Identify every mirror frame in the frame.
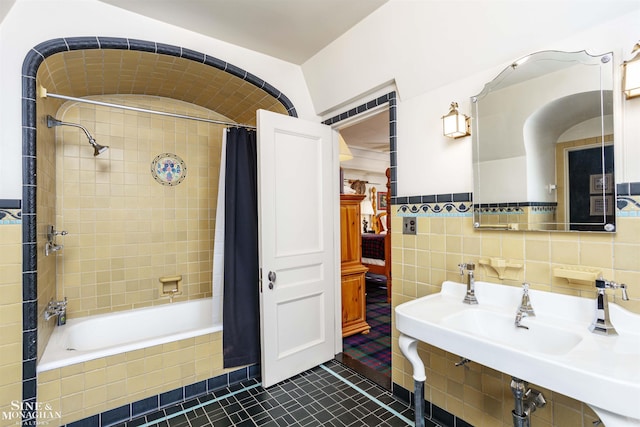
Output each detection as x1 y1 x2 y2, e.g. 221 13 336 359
470 50 615 232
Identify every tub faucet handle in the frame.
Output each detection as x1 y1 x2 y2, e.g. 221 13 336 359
47 225 68 242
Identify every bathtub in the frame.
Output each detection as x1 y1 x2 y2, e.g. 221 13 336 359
37 298 222 372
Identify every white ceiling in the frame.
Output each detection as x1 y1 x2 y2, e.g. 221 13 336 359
97 0 392 157
339 110 390 152
98 0 388 65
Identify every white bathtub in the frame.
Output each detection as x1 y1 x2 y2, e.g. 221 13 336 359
37 298 222 372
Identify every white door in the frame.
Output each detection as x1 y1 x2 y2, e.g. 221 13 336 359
257 109 339 388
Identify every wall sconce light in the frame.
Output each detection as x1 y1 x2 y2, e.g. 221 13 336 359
622 41 640 100
442 102 471 138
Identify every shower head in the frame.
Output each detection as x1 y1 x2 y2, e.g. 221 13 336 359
91 140 109 156
46 115 109 156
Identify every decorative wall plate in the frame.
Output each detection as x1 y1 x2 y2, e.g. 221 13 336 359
151 153 187 186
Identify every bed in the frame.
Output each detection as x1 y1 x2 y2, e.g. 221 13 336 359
361 168 391 302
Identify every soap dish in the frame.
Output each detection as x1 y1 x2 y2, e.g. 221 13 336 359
553 266 601 286
478 257 523 280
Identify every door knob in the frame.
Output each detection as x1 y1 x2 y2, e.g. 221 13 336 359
268 271 276 290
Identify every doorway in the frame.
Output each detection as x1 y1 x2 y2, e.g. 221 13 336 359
567 145 615 231
330 101 394 389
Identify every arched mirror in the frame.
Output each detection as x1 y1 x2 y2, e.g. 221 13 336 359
471 50 615 232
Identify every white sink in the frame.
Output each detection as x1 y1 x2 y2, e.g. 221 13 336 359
441 310 583 356
396 281 640 426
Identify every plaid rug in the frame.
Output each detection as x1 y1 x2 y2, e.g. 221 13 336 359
342 275 391 376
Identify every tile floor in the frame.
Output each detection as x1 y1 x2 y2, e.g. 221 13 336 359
118 360 440 427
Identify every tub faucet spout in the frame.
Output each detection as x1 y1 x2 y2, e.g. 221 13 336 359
168 288 180 303
45 242 63 256
44 298 67 325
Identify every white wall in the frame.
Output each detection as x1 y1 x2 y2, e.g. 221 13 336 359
305 1 640 197
0 0 317 199
3 1 639 201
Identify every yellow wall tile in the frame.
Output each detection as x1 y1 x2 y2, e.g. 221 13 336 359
391 205 640 427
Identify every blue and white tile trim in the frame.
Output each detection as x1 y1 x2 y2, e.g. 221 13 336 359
0 200 21 224
617 182 640 217
390 185 640 218
474 203 556 217
393 193 473 217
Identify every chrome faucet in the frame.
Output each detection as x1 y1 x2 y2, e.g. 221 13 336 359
44 242 63 256
44 297 68 326
458 262 478 304
45 225 67 256
515 283 535 329
167 288 180 303
589 277 629 336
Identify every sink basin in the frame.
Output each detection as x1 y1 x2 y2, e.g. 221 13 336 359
441 309 583 356
396 281 640 426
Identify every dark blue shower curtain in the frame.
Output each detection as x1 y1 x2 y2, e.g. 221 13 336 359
223 127 260 368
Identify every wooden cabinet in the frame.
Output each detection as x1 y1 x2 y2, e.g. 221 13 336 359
340 194 370 337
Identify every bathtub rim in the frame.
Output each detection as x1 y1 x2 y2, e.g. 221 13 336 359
37 300 222 373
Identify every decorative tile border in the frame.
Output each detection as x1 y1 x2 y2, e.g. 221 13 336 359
397 202 472 217
394 193 473 217
474 204 556 216
392 185 640 218
0 199 21 224
617 182 640 217
0 208 21 224
617 195 640 217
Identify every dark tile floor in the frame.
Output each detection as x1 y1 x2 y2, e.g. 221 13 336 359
120 360 440 427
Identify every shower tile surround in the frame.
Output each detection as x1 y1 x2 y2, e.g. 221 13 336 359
16 36 296 427
53 96 225 318
3 35 638 427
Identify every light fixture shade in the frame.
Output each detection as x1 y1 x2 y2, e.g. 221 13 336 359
623 42 640 100
360 199 375 216
442 102 470 138
338 133 353 162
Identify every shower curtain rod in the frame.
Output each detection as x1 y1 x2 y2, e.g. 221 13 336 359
41 89 257 129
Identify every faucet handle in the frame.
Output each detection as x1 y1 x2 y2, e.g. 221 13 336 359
620 284 629 301
458 263 466 276
522 282 530 292
47 225 68 242
595 277 629 301
596 277 628 293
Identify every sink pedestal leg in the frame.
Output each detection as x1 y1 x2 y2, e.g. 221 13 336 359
399 334 426 427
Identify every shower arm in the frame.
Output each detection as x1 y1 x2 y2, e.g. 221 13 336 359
46 115 108 156
47 116 96 145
